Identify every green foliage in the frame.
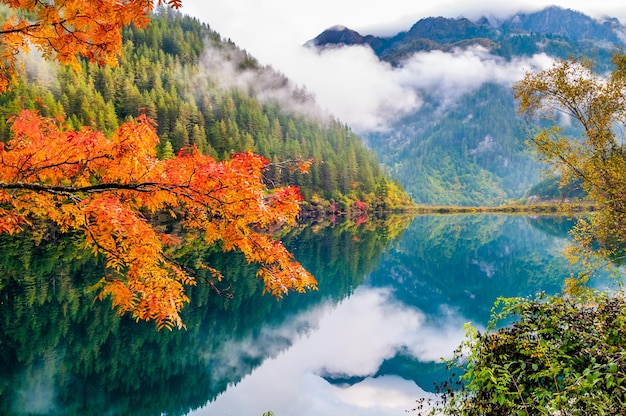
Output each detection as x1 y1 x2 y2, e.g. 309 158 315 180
414 290 626 415
367 83 538 206
525 176 586 201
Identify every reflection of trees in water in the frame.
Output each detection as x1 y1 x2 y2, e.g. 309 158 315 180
368 214 572 324
525 215 578 239
0 216 404 416
349 214 578 393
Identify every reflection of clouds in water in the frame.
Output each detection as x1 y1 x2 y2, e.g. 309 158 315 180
12 352 58 415
333 375 436 409
191 286 469 416
471 259 497 278
204 304 326 381
404 304 474 363
309 286 423 376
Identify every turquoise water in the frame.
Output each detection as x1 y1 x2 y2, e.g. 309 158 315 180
0 214 592 415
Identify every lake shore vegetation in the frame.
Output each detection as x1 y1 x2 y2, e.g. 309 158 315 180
413 290 626 415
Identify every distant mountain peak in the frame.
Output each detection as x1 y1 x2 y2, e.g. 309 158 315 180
307 6 626 64
306 25 365 47
501 6 622 43
403 15 494 44
327 24 349 31
305 25 386 52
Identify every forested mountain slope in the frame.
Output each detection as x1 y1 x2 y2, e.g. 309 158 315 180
0 8 410 212
309 6 626 205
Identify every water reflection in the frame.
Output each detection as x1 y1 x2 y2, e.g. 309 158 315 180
0 214 585 415
0 216 403 416
193 215 578 416
193 287 448 416
368 214 569 323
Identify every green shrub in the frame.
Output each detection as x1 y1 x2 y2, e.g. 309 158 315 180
415 290 626 415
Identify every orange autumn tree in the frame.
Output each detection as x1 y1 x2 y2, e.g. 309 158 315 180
0 0 317 330
0 0 182 93
0 111 317 330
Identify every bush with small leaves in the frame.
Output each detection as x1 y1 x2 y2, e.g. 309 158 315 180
413 290 626 415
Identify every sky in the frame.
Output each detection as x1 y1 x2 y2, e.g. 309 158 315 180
181 1 626 132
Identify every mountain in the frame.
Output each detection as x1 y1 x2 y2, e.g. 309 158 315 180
0 8 411 213
310 6 623 65
501 6 623 42
307 18 496 65
308 6 626 205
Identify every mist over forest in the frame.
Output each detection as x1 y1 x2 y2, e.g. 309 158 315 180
306 6 626 205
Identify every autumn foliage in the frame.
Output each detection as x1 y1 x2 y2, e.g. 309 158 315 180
0 111 316 329
0 0 181 93
0 0 319 330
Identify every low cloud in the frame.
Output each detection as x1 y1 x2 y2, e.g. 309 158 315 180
197 43 329 123
185 0 624 135
193 8 557 135
277 43 554 133
195 38 423 133
285 45 423 132
397 46 554 108
22 48 59 87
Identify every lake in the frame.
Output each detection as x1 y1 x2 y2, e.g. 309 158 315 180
0 214 602 415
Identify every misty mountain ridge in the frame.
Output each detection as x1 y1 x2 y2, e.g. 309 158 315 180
307 6 626 206
308 6 625 64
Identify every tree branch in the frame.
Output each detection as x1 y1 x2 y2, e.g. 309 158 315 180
0 180 166 194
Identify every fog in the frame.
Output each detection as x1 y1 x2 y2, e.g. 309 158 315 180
197 45 330 123
12 354 58 415
196 36 556 134
244 42 554 133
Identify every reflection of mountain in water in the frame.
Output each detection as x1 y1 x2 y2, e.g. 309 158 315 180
322 214 575 392
0 217 401 416
322 353 449 393
369 214 570 323
0 215 582 413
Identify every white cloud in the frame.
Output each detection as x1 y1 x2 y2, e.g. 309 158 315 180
397 47 554 107
22 48 59 87
197 28 556 133
286 45 422 132
271 44 554 132
332 375 437 412
197 44 328 122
